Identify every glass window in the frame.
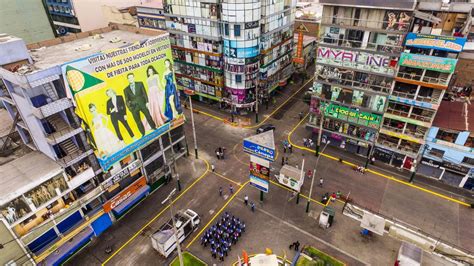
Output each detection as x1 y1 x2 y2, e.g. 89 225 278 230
224 23 229 36
462 157 474 166
428 148 444 158
435 129 458 143
234 25 241 37
236 74 242 83
465 136 474 148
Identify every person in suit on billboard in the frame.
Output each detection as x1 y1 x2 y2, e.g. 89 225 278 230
124 72 156 136
106 88 134 141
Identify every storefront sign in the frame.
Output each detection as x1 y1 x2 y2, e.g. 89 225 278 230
225 57 245 65
442 161 469 174
388 95 439 110
244 21 259 29
399 53 457 74
103 176 147 213
405 33 466 53
421 157 441 168
102 160 142 190
322 103 382 128
317 47 395 75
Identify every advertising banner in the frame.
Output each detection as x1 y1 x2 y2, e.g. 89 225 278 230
62 34 184 170
322 102 382 128
399 53 457 74
317 47 395 75
103 176 147 213
405 33 466 53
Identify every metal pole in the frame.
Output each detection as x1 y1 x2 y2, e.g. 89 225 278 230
315 112 324 156
306 141 330 213
188 96 198 159
163 189 183 266
255 89 259 123
409 144 427 183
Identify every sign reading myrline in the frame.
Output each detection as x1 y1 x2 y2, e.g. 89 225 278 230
62 34 184 170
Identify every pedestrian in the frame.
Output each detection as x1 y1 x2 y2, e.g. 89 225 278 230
281 155 285 166
211 247 217 258
306 169 312 179
303 138 308 147
288 143 292 153
250 202 255 212
289 242 294 250
295 241 300 251
283 145 287 153
319 177 323 187
211 164 215 172
371 156 375 165
221 147 226 159
244 195 249 205
219 250 224 261
229 184 234 194
336 190 341 199
215 149 220 160
299 111 304 120
219 186 223 197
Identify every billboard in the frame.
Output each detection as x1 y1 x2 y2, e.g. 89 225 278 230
322 102 382 128
62 34 184 170
405 33 466 53
249 160 270 193
317 47 395 75
399 53 457 74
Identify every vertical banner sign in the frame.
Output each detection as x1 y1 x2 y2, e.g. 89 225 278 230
249 156 270 193
293 24 308 65
243 130 275 193
61 34 185 170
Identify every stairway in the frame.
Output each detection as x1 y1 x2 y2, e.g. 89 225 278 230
43 82 58 101
59 138 79 156
46 114 69 133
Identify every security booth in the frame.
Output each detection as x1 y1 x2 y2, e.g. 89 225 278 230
276 164 304 192
319 206 335 229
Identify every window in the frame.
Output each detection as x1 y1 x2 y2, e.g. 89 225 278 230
436 129 458 143
235 74 242 83
428 148 445 158
462 157 474 166
465 136 474 148
234 25 241 37
224 24 229 36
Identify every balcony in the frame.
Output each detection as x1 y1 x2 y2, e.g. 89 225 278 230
31 97 73 119
385 107 433 124
321 16 410 32
66 166 95 189
319 37 403 54
45 124 83 145
396 72 449 87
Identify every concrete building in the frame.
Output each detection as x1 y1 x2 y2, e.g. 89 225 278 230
0 0 55 44
0 25 187 265
418 101 474 190
163 0 296 115
44 0 141 35
136 1 166 31
308 0 415 160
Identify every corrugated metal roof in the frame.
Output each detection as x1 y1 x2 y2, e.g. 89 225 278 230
432 100 474 132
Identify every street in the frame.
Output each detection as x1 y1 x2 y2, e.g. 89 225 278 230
66 75 473 266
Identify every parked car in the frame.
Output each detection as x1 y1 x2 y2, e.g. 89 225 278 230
256 124 275 134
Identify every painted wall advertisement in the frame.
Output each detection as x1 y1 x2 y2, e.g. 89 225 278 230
399 53 457 73
322 102 382 128
224 40 259 58
317 47 396 75
103 176 147 213
62 34 184 170
405 33 466 53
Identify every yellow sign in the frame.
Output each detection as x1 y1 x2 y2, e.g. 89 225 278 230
62 34 184 170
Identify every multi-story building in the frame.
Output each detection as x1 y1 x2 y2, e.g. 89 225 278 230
44 0 142 35
163 0 296 114
0 25 187 265
136 1 166 31
308 0 415 159
418 100 474 191
374 1 470 170
0 0 55 44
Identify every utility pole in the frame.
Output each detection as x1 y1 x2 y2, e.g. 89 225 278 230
315 111 324 156
306 141 330 213
409 144 428 183
162 189 183 266
187 93 198 158
255 88 259 123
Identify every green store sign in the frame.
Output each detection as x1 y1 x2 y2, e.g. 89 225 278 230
322 103 382 128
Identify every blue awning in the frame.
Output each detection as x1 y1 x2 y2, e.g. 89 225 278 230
112 185 150 216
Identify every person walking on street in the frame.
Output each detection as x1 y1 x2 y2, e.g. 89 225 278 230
288 143 292 153
299 111 304 120
281 155 285 166
283 145 287 154
319 177 324 187
219 186 223 197
294 241 300 251
371 156 375 165
229 184 234 194
215 148 220 160
244 195 249 205
211 164 215 172
250 202 255 212
306 169 312 179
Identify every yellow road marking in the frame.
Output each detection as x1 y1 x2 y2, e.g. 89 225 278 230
102 159 211 265
213 171 243 186
287 113 471 207
185 181 250 249
192 77 314 129
269 180 325 207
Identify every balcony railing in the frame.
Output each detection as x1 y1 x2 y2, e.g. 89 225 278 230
316 73 392 94
45 123 83 145
396 72 449 86
58 149 94 168
320 37 403 54
391 90 416 99
31 98 73 119
386 108 433 123
321 16 411 32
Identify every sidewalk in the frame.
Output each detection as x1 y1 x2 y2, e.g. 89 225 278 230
290 120 474 204
187 65 315 128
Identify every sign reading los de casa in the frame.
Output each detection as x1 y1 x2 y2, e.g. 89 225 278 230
405 33 466 53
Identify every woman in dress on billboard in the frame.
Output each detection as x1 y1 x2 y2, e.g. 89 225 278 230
163 59 182 121
88 103 123 159
146 65 168 126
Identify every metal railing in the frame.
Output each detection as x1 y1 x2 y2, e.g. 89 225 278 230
320 37 403 54
397 72 449 86
321 16 411 32
391 90 416 99
316 74 392 94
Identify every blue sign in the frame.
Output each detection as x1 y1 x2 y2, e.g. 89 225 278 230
405 33 466 52
249 174 269 193
243 140 275 161
388 95 438 109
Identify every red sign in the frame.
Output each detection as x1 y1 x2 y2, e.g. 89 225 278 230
293 32 305 65
183 89 195 95
103 176 147 213
250 162 270 180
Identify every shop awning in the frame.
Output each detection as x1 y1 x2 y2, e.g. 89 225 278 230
112 185 150 216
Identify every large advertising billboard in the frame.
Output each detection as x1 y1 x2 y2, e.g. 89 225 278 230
322 102 382 129
399 53 457 74
405 33 466 53
62 34 184 170
317 47 396 75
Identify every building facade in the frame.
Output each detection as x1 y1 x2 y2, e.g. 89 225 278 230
308 1 415 160
136 2 167 31
0 25 187 265
0 0 55 44
163 0 296 113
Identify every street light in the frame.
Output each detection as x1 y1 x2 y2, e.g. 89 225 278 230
306 141 331 213
184 90 198 159
162 188 183 266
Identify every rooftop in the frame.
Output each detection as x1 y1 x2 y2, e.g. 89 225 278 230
432 100 474 132
0 151 63 205
3 25 165 74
